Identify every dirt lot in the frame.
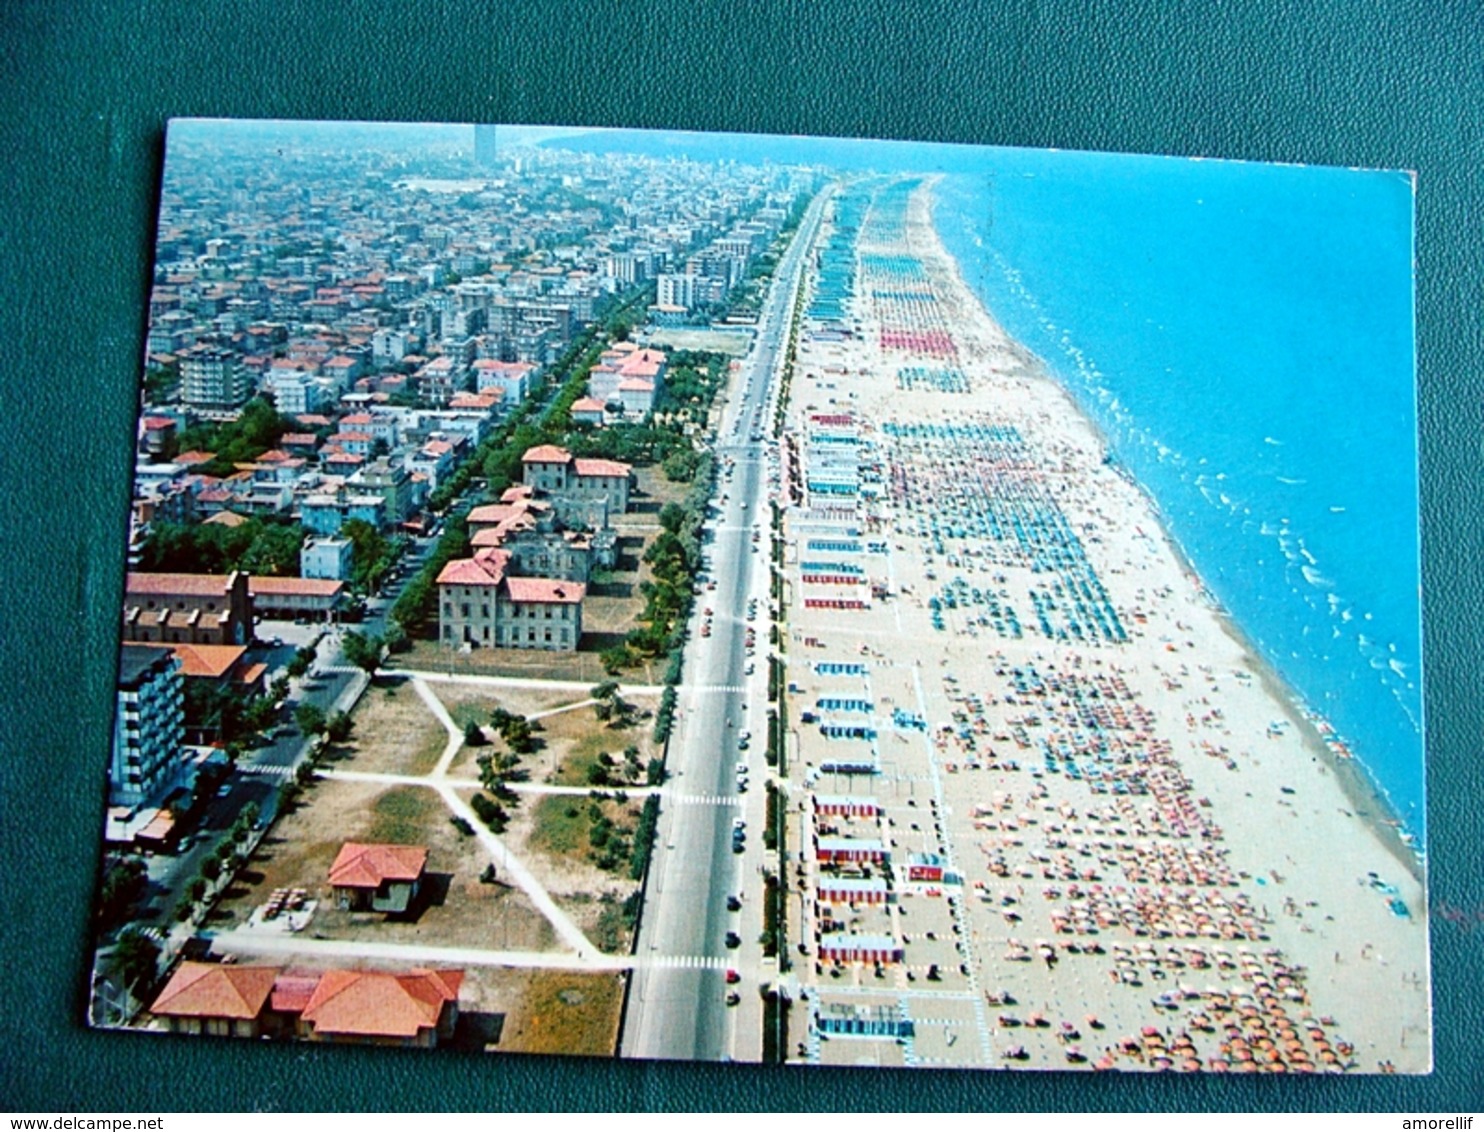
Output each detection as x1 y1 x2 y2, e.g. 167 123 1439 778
453 780 644 954
491 969 626 1057
435 684 658 786
642 327 752 356
399 635 665 685
324 676 448 777
212 779 557 952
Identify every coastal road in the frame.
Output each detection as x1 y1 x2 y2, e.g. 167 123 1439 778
622 186 831 1062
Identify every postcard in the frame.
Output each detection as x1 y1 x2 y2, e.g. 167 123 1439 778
90 119 1428 1072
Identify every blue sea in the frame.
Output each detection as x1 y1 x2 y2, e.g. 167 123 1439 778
930 154 1424 851
546 130 1425 852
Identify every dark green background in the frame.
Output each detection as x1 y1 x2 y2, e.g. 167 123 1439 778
4 0 1481 1112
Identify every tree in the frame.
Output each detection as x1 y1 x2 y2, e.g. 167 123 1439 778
324 710 353 743
342 519 392 594
464 719 486 747
111 927 161 995
384 621 411 654
286 645 316 678
294 703 327 736
341 630 385 676
503 718 537 755
96 857 148 931
600 645 633 675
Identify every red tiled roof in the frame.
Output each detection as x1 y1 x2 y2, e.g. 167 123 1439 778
467 503 521 526
505 577 585 605
573 458 631 478
167 642 247 679
269 973 320 1015
150 962 277 1021
248 577 344 597
521 444 571 465
300 969 463 1039
436 547 511 587
571 397 605 413
173 450 216 467
127 572 237 597
327 843 428 889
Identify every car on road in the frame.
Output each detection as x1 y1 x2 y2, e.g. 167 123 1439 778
735 760 748 777
732 817 746 831
725 991 741 1006
726 895 742 912
737 736 750 751
725 931 741 949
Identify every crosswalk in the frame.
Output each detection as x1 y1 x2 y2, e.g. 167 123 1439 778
683 683 747 695
664 792 742 807
242 763 295 781
644 954 730 971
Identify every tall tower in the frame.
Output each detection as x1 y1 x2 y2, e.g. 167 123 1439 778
474 124 498 168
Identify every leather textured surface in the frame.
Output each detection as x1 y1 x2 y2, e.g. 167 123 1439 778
3 0 1481 1111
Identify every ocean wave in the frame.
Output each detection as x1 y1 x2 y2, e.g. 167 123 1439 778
1301 564 1335 588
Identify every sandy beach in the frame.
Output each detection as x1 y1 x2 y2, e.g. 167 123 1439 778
776 175 1429 1073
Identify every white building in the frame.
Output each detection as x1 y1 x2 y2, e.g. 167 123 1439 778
301 536 354 581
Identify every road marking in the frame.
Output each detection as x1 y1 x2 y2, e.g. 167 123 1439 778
644 955 729 971
683 684 747 694
241 764 294 781
664 793 743 806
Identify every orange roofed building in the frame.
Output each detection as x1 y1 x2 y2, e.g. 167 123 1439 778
436 547 585 652
520 443 631 526
123 571 252 647
299 969 463 1048
149 962 463 1047
148 962 279 1038
328 842 428 914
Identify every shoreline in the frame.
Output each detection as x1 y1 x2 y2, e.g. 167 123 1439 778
778 172 1431 1072
922 176 1424 884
